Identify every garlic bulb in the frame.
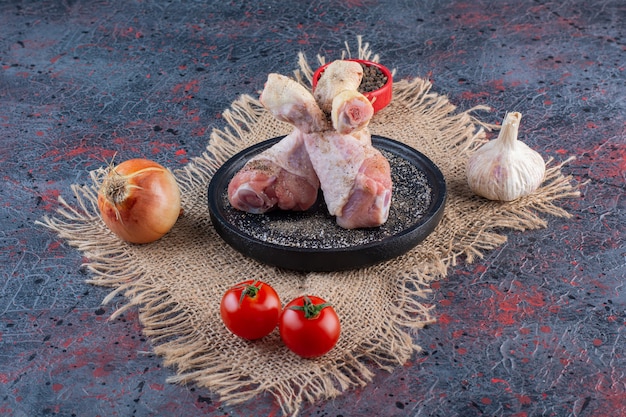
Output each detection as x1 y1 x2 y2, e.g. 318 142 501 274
466 112 545 201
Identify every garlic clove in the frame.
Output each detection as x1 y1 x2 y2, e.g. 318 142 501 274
466 112 546 201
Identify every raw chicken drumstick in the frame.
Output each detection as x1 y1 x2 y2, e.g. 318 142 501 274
303 130 392 229
259 73 328 133
331 89 374 135
228 74 328 213
313 60 364 114
227 129 320 213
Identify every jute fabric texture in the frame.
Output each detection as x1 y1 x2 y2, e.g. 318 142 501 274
39 41 580 416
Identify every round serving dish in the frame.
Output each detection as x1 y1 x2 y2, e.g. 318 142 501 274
207 135 446 272
312 59 393 114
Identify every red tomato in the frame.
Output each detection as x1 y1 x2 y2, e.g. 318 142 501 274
279 295 341 358
220 280 281 340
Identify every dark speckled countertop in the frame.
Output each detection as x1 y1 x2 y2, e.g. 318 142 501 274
1 1 624 416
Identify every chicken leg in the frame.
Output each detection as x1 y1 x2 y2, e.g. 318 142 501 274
228 129 319 213
303 130 392 228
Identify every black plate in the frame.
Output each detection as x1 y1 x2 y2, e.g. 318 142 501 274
207 135 446 272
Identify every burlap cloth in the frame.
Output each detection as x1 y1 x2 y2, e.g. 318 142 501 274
39 40 580 416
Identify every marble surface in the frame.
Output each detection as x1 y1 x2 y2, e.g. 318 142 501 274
1 1 624 416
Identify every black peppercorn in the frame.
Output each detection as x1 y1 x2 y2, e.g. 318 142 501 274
358 63 388 93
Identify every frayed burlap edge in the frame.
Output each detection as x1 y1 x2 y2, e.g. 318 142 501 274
36 38 582 416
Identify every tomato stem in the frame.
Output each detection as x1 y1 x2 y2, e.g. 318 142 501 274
289 296 332 319
238 280 262 305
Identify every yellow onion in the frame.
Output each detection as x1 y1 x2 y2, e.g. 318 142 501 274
97 158 181 243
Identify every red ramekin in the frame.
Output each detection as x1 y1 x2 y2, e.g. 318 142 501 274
312 59 393 114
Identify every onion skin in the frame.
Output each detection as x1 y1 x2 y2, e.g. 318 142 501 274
97 158 181 244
